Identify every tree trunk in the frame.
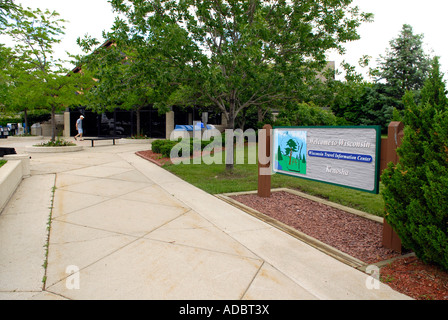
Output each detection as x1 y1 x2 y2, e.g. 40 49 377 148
225 108 235 171
23 108 29 134
51 105 56 141
238 108 246 131
257 106 263 123
136 107 141 136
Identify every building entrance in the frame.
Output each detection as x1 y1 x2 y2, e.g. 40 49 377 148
70 106 166 138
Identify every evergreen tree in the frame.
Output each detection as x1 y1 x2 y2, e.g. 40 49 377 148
276 146 283 161
376 24 431 102
381 57 448 270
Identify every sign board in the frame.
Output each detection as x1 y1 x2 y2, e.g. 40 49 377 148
273 126 381 194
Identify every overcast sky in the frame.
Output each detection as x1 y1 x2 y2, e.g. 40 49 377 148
330 0 448 79
7 0 448 80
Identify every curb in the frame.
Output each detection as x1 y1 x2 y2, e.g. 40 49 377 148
7 136 44 141
25 145 83 153
135 151 168 167
0 160 23 213
119 138 154 144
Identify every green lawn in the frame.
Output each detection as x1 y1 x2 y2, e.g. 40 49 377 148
163 146 386 217
0 160 6 168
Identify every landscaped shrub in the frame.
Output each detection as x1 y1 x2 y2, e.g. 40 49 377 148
159 140 179 158
34 137 76 147
151 139 179 157
381 57 448 270
150 139 166 154
151 137 224 158
151 130 258 158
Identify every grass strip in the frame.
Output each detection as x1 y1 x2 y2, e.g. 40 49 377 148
163 146 385 217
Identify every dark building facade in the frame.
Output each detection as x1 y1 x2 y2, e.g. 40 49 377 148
65 105 225 139
70 106 166 138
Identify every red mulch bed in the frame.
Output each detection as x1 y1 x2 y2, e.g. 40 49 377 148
229 191 448 300
136 150 173 166
137 153 448 300
136 147 225 166
380 256 448 300
231 191 399 264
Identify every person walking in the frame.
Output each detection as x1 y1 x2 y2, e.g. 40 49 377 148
74 115 84 141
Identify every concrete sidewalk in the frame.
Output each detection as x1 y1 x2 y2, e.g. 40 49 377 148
0 137 411 300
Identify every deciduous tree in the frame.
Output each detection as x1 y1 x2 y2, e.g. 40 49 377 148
109 0 372 170
3 5 94 140
0 0 18 28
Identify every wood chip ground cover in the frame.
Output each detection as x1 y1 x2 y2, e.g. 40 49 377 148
230 191 448 300
230 191 398 264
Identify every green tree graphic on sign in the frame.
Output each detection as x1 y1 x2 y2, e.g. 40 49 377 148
285 139 299 165
275 131 307 175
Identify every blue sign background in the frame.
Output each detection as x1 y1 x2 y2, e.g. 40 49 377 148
308 150 373 163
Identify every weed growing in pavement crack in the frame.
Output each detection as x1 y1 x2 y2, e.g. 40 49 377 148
42 184 57 289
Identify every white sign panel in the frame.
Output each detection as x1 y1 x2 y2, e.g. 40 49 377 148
273 126 381 194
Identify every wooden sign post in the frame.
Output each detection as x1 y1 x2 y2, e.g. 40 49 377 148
258 124 272 198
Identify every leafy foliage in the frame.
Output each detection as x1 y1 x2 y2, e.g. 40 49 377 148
330 82 397 133
151 137 221 158
2 5 94 140
108 0 371 169
76 19 194 136
381 57 448 270
274 101 340 127
0 0 18 29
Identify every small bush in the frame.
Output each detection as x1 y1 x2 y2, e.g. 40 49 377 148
160 140 179 157
129 134 150 139
151 137 222 158
151 139 183 157
34 138 76 147
150 139 165 154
